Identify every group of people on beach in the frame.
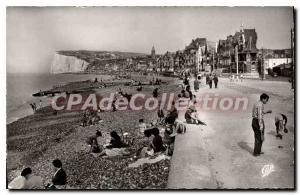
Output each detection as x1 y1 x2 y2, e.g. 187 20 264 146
81 109 103 127
8 159 67 189
84 100 184 160
77 76 184 161
83 72 211 160
86 130 131 157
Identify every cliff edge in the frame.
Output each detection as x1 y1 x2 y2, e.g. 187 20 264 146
51 53 89 74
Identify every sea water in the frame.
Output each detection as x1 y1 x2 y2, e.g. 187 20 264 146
7 73 109 124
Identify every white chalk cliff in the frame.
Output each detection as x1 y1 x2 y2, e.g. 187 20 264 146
51 53 89 74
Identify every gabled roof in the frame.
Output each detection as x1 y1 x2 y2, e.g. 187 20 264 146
234 29 258 52
243 29 257 52
185 38 207 50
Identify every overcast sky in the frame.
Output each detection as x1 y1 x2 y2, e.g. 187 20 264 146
7 6 293 73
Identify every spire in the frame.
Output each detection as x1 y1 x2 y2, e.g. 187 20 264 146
240 23 244 32
151 45 155 59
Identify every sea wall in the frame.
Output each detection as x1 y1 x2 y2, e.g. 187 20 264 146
51 53 89 74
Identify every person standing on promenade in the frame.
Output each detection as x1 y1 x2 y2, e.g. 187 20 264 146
208 74 213 89
186 85 193 100
213 74 218 88
183 76 189 88
240 74 244 82
251 93 272 156
194 77 200 92
206 74 209 85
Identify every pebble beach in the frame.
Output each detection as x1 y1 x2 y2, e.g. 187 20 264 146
7 75 181 189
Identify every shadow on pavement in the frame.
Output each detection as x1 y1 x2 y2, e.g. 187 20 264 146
238 141 253 155
286 124 294 133
267 130 277 136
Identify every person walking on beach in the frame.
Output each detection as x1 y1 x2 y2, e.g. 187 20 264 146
213 74 218 88
38 100 43 110
251 93 272 156
30 103 37 113
153 87 159 98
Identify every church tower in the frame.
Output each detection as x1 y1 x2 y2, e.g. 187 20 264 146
240 23 244 32
151 46 156 59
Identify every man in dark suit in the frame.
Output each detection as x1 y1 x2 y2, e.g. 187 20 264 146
52 159 67 186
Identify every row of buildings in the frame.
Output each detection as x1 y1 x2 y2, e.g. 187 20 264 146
132 38 217 75
87 26 293 78
130 26 262 77
151 26 292 78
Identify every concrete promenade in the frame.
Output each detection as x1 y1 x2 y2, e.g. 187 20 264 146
167 77 294 189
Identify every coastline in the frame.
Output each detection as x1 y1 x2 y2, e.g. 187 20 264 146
7 74 181 189
7 72 117 125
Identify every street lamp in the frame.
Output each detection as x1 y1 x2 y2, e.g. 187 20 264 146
235 45 238 75
261 47 265 80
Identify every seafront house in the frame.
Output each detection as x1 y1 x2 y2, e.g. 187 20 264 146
217 26 259 78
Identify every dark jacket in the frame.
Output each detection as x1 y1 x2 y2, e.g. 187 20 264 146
106 138 123 149
165 107 178 124
185 109 193 120
213 76 218 82
152 135 166 153
52 168 67 186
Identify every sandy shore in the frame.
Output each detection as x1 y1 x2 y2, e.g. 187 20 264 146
7 75 181 189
